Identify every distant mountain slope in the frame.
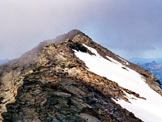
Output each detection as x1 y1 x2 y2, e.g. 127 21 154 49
138 61 162 86
0 59 9 65
129 58 162 86
0 30 162 122
129 57 162 64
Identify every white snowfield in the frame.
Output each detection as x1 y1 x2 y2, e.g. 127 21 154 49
74 44 162 122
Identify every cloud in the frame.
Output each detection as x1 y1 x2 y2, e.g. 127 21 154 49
0 0 162 59
0 0 97 58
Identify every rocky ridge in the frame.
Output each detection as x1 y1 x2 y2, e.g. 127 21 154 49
0 30 161 122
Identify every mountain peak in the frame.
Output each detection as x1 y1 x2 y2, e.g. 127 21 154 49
67 29 85 37
0 30 162 122
52 29 86 44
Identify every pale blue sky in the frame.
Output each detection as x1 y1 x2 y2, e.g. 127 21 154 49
0 0 162 59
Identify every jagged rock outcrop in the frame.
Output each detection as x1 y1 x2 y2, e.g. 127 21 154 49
0 30 161 122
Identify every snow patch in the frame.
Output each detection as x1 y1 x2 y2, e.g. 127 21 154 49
82 44 99 56
74 44 162 122
106 56 121 65
118 57 129 65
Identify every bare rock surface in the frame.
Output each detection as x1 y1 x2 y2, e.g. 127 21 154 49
0 29 161 122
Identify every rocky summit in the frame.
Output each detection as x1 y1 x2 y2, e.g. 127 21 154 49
0 30 162 122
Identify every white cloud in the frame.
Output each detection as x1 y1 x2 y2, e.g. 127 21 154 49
0 0 162 59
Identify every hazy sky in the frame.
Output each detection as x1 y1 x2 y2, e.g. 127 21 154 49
0 0 162 59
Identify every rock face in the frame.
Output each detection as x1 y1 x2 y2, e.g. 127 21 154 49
0 30 161 122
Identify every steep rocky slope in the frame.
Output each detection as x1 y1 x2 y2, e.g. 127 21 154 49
137 61 162 86
0 30 161 122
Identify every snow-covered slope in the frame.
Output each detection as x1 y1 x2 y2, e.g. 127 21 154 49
75 44 162 122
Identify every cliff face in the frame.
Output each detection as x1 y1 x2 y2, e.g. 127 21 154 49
0 30 161 122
